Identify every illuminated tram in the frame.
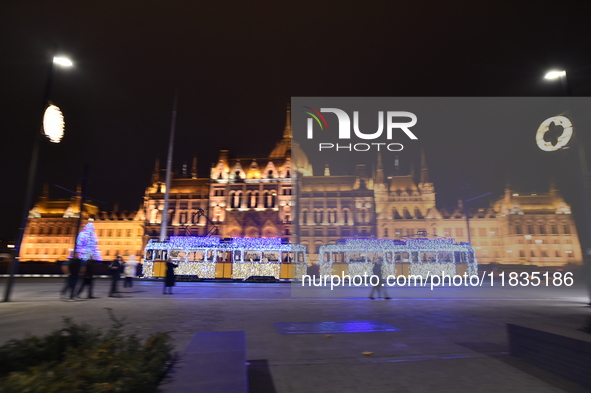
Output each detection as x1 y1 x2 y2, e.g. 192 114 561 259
143 236 308 280
318 237 477 278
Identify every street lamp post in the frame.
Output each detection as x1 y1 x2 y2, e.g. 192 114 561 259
544 70 591 304
3 54 72 302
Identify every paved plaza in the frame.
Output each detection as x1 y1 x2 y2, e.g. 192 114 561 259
1 277 590 392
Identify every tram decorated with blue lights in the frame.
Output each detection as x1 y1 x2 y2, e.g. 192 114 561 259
318 237 477 278
143 236 308 280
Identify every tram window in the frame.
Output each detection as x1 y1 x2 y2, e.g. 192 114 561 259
438 252 452 262
263 252 278 262
245 252 261 261
369 253 383 262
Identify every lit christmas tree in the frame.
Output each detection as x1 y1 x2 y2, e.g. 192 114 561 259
75 221 102 261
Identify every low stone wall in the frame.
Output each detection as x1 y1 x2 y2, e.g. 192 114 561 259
507 324 591 389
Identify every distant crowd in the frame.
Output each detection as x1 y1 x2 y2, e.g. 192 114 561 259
60 253 178 300
60 254 139 300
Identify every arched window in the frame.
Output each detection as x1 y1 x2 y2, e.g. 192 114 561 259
302 210 308 225
360 209 368 223
328 210 337 223
343 210 349 225
264 191 276 208
270 192 276 208
231 191 242 208
250 191 258 208
314 210 324 224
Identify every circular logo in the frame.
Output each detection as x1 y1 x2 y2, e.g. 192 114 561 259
535 116 572 151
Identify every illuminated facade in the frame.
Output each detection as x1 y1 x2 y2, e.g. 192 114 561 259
143 157 211 240
143 108 297 247
297 148 582 266
21 186 144 262
22 107 583 267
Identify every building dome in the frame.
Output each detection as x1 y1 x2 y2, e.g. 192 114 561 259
292 140 313 176
269 137 290 159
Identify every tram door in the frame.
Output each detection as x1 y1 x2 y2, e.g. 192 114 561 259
214 250 233 278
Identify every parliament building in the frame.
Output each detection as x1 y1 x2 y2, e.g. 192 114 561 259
20 107 583 267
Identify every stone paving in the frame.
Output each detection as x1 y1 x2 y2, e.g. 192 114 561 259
1 278 590 392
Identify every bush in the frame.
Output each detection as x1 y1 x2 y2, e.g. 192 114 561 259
0 309 175 393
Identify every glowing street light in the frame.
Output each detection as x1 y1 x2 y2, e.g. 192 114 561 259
42 104 65 143
53 56 73 67
544 70 566 79
3 51 73 302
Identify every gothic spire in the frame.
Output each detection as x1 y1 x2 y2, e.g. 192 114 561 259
152 158 160 183
283 103 292 139
191 156 198 179
420 147 429 184
376 152 384 184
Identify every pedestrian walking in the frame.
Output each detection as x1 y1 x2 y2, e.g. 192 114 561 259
163 259 178 294
369 262 390 300
76 258 97 299
60 252 83 301
108 255 123 297
123 255 138 289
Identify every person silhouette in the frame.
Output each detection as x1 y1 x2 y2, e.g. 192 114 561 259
163 259 178 294
369 263 390 300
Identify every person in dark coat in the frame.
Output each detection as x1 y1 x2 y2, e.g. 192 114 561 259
369 262 390 300
108 255 123 297
163 259 178 294
76 259 97 299
61 252 83 301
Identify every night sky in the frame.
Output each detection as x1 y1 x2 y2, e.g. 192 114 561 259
1 1 591 244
